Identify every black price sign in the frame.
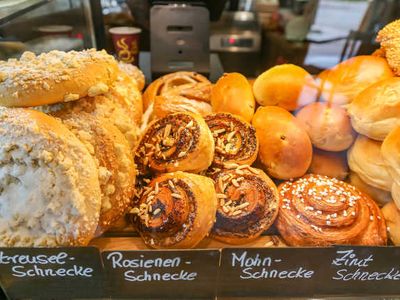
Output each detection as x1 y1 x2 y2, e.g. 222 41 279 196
0 247 105 300
219 247 334 297
319 246 400 296
102 249 220 299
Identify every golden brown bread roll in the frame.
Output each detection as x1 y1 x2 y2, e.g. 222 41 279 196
308 149 348 180
381 201 400 245
318 55 393 105
152 82 213 119
348 135 393 191
53 111 136 235
131 171 217 249
276 174 387 246
252 106 313 180
253 64 318 111
381 126 400 210
347 77 400 141
349 172 392 207
143 71 210 110
205 113 259 167
0 49 118 107
211 73 255 122
135 112 214 176
0 108 101 246
296 102 356 151
209 165 280 244
376 19 400 76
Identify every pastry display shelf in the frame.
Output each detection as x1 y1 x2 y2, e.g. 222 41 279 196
0 0 52 26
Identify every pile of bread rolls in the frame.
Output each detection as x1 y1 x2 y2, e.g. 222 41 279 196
0 49 144 247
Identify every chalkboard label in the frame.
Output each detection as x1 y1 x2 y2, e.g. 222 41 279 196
0 247 105 300
102 249 220 299
219 247 334 297
318 246 400 296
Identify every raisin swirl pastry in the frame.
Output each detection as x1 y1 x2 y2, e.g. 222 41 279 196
132 171 217 249
208 164 280 244
135 112 214 176
276 174 387 246
205 113 259 167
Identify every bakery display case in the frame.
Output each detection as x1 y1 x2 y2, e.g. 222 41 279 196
1 1 400 299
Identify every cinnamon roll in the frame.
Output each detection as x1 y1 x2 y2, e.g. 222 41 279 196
205 113 259 167
276 174 387 246
132 171 217 249
135 112 214 176
143 71 210 110
208 164 280 244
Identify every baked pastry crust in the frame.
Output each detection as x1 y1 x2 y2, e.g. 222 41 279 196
135 112 214 176
308 149 348 180
118 62 145 91
0 108 101 246
382 201 400 245
0 49 118 107
209 165 279 244
276 174 387 246
53 111 136 235
205 113 259 167
377 19 400 76
132 171 217 249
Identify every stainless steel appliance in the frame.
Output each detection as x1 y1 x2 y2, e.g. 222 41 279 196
150 2 210 78
210 11 262 76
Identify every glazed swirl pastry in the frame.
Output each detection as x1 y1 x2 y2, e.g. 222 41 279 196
205 113 259 166
132 171 217 249
135 112 214 176
209 164 280 244
276 174 387 246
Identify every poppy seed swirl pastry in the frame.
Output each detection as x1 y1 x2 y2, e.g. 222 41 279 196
0 108 101 247
131 171 217 249
208 164 280 244
276 174 387 246
205 113 259 167
134 112 214 177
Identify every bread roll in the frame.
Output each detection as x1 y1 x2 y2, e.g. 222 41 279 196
308 149 348 180
53 111 136 235
0 108 101 246
347 77 400 141
318 55 393 105
253 64 318 111
382 201 400 245
252 106 312 180
382 126 400 210
296 102 356 151
0 49 118 107
348 135 393 191
211 73 255 122
349 172 392 207
376 19 400 76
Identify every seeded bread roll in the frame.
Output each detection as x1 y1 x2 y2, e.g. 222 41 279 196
0 108 101 247
0 49 118 107
53 111 136 235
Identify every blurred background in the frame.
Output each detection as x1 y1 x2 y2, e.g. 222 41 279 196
0 0 399 79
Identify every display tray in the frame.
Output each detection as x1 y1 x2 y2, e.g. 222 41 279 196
1 240 400 299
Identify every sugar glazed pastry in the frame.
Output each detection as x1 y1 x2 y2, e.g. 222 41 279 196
53 111 136 235
131 171 217 249
376 19 400 76
205 113 259 167
276 174 387 246
208 164 280 244
135 112 214 176
0 108 102 246
0 49 118 107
